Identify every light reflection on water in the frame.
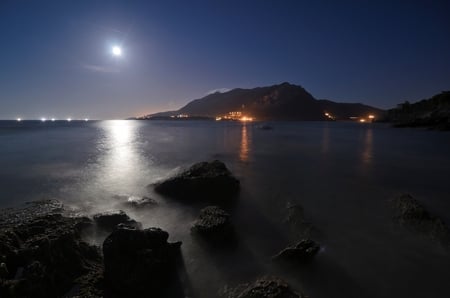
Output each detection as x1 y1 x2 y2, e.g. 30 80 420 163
239 124 251 162
361 127 373 165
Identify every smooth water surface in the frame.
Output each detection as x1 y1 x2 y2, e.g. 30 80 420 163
1 120 449 297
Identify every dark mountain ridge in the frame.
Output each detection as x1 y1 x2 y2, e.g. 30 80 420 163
144 82 384 121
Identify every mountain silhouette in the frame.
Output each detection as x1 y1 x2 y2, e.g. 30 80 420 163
145 82 383 121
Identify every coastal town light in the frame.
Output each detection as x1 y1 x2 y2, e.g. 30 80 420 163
41 118 47 122
368 115 375 119
17 118 21 122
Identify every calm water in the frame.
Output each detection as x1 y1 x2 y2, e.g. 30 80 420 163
1 120 449 297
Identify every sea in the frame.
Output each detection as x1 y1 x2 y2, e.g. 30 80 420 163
0 119 449 298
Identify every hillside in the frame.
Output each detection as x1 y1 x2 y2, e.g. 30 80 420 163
384 91 450 130
143 82 384 121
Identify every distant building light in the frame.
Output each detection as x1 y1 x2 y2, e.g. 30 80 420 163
41 118 46 122
368 115 375 119
359 119 366 123
17 118 21 122
85 118 89 122
215 117 222 121
67 118 72 122
51 118 55 122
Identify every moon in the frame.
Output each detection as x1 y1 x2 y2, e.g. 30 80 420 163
112 46 122 56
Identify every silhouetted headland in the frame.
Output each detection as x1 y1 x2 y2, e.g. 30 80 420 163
137 82 383 122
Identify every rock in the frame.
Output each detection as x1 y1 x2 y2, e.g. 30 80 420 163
123 196 157 208
191 206 233 240
0 210 102 298
273 239 320 264
93 210 141 231
391 194 450 246
284 204 316 239
222 277 303 298
103 225 182 297
153 160 240 202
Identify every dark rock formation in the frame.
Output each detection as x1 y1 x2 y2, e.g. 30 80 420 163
384 91 450 130
222 277 303 298
191 206 233 240
0 208 102 298
391 194 450 246
103 225 182 297
153 160 240 202
273 239 320 264
93 210 141 232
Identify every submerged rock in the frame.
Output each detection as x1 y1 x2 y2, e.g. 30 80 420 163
273 239 320 264
284 203 318 240
103 225 182 297
391 194 450 246
0 210 102 298
93 210 141 231
222 277 303 298
124 196 157 208
153 160 240 202
191 206 233 240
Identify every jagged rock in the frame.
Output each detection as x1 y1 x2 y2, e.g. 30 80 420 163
103 225 182 297
222 277 303 298
391 194 450 246
123 196 157 208
191 206 233 240
93 210 141 231
153 160 240 202
273 239 320 264
0 208 102 298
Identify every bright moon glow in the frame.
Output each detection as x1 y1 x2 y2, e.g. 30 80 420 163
112 46 122 56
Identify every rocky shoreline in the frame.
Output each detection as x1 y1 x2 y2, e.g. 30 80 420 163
2 160 447 297
0 161 316 297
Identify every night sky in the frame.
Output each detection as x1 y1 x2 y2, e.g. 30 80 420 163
1 0 449 119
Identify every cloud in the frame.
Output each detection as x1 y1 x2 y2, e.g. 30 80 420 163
206 88 231 95
81 64 120 74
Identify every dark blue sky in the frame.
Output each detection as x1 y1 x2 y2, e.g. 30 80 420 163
1 0 449 119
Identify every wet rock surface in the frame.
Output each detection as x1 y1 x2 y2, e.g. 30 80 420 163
124 196 157 208
191 206 234 240
103 225 182 297
273 239 320 264
153 160 240 202
0 203 102 298
0 200 185 298
93 210 141 232
391 194 450 246
222 277 303 298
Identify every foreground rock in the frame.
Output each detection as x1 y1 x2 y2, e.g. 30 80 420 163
103 225 182 297
0 204 102 298
391 194 450 246
93 210 141 232
222 277 303 298
191 206 234 241
153 160 240 202
273 239 320 264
